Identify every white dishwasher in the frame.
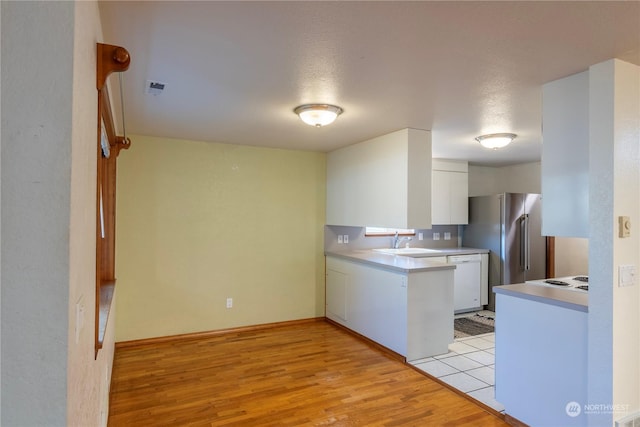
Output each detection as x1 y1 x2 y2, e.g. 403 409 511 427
447 254 482 313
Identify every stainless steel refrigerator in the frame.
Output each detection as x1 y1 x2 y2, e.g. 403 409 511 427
462 193 546 310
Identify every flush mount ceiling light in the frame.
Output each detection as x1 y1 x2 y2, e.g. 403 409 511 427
294 104 343 127
475 133 517 149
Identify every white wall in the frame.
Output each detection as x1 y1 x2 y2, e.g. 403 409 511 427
1 1 113 425
1 2 74 424
588 59 640 425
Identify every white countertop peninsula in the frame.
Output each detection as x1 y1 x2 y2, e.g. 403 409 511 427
324 250 455 273
494 283 588 426
325 247 487 273
325 252 455 361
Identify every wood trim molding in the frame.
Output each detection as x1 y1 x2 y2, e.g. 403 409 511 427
95 42 131 358
97 43 131 155
97 43 130 90
505 413 530 427
99 87 131 156
325 318 506 421
546 236 555 278
324 318 407 363
115 317 326 349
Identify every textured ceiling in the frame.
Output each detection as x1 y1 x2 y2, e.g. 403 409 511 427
99 1 640 166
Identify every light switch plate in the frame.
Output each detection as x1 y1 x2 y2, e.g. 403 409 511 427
444 232 451 240
619 265 636 287
337 235 343 244
343 234 349 244
433 232 440 241
619 216 631 238
418 232 424 241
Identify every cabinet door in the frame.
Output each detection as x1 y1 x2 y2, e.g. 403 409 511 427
449 171 469 225
326 268 348 321
431 170 450 224
541 71 589 237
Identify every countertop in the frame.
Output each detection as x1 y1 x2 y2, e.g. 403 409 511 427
494 283 588 312
412 247 490 256
325 247 488 273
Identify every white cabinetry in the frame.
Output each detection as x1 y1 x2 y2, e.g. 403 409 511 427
326 128 432 229
541 71 589 237
432 159 468 225
325 256 453 360
326 268 347 321
495 290 587 426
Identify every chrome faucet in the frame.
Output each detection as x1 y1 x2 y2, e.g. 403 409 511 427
391 232 412 249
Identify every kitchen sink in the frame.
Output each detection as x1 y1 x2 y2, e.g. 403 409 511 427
373 247 442 256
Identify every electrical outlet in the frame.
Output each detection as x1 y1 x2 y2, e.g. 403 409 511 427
444 232 451 240
418 232 424 241
226 297 233 308
338 235 343 244
433 232 440 241
343 234 349 244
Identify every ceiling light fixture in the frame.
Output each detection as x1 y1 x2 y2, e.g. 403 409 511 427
294 104 343 127
475 133 517 149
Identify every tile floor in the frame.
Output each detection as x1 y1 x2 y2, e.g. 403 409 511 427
410 311 504 413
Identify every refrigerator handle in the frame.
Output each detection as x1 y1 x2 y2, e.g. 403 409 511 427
524 214 530 271
518 214 529 271
519 215 526 271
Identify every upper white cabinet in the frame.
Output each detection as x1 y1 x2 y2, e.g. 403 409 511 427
432 159 468 225
326 128 431 229
541 71 589 238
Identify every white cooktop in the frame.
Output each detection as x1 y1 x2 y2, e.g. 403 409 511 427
525 276 589 292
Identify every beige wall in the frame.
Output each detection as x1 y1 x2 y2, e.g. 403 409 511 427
115 135 326 341
554 238 589 276
68 2 116 426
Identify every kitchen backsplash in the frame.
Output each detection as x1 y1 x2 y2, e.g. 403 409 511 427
325 225 461 252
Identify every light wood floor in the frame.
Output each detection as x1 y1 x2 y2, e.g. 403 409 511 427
109 320 508 426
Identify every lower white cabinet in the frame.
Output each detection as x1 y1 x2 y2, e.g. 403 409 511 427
326 269 347 321
325 256 454 360
495 290 587 426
